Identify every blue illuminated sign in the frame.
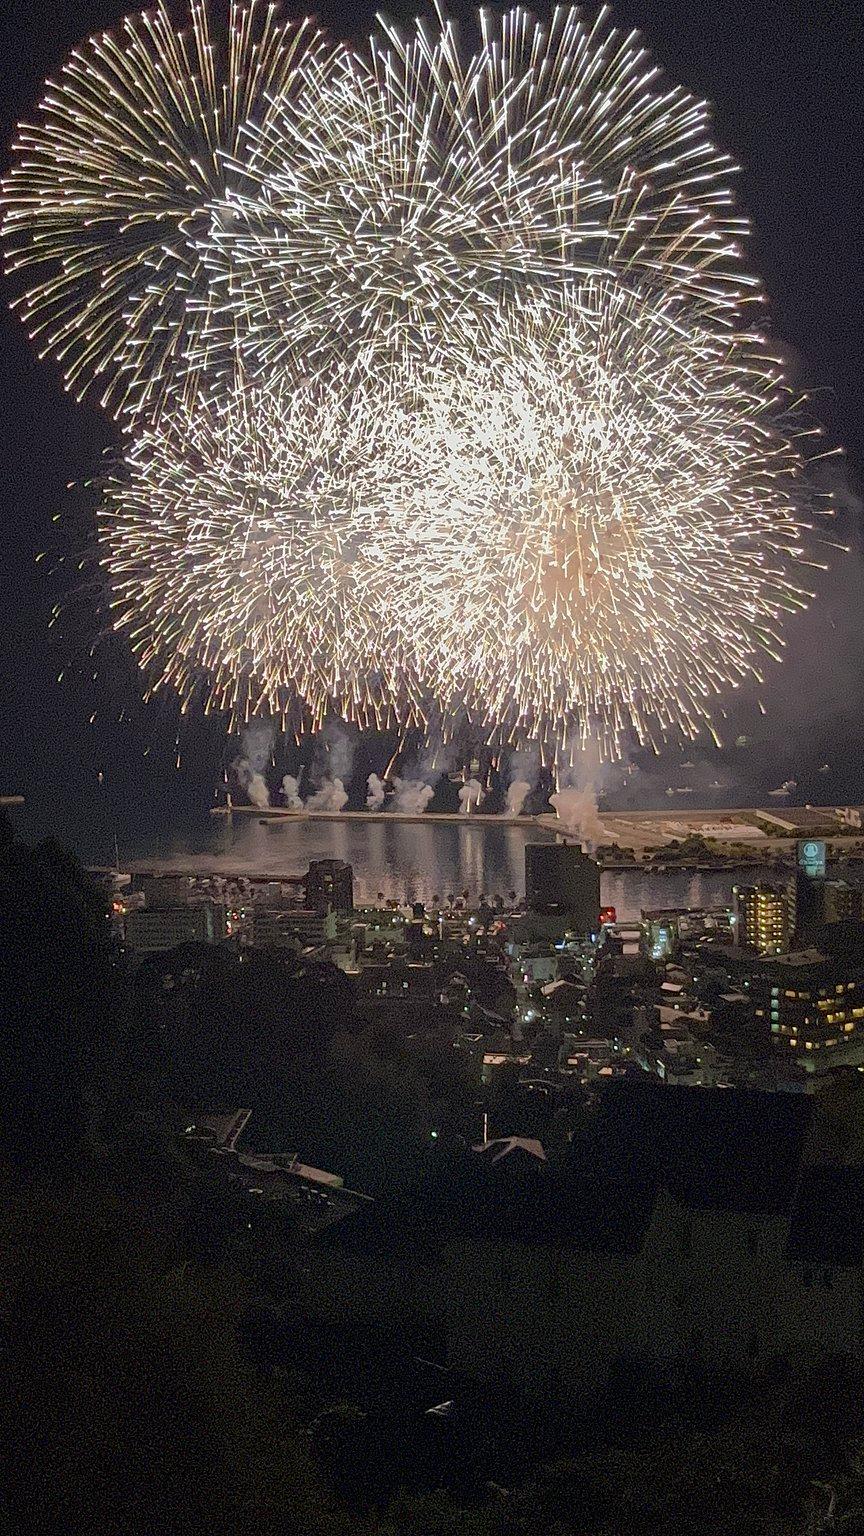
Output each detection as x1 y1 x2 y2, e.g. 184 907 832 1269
797 839 826 879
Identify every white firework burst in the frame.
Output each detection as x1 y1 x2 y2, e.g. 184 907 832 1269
209 3 750 377
2 2 830 760
0 0 334 415
369 284 819 755
100 365 422 730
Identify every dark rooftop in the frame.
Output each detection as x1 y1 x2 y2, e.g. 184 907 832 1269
585 1079 813 1214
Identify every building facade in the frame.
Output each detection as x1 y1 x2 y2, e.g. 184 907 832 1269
752 951 864 1071
305 859 354 914
733 884 792 954
286 1085 864 1406
124 902 226 952
524 844 600 934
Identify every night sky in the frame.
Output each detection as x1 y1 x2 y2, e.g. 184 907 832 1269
1 0 862 857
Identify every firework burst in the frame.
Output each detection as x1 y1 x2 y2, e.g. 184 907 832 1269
2 2 829 760
370 285 819 756
0 0 332 416
99 365 428 731
211 3 750 377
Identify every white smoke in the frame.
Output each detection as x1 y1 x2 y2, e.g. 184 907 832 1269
504 779 531 817
366 772 386 810
501 744 538 817
392 776 434 814
458 778 485 814
245 772 270 809
315 719 356 787
305 777 349 812
232 720 273 808
549 783 606 850
281 774 304 810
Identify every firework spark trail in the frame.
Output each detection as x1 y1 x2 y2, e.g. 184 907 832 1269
99 363 430 731
1 2 833 762
0 0 335 416
373 285 823 757
212 2 749 378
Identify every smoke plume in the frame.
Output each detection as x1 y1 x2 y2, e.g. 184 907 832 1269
458 778 485 814
549 783 606 850
504 779 531 817
392 777 435 814
305 777 349 812
231 720 273 808
314 719 356 788
281 774 303 810
366 773 386 810
231 766 269 808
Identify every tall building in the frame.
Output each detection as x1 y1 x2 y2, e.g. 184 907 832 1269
305 858 354 914
790 838 830 947
752 952 864 1071
818 880 864 926
733 884 791 955
524 843 600 935
790 872 864 948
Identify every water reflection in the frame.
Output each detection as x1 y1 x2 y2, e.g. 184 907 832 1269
216 817 543 906
157 814 753 918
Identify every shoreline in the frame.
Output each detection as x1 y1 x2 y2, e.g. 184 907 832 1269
207 802 864 860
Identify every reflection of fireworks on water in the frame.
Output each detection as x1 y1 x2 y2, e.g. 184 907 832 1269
2 2 832 760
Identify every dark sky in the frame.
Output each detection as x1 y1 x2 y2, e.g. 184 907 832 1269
0 0 862 857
